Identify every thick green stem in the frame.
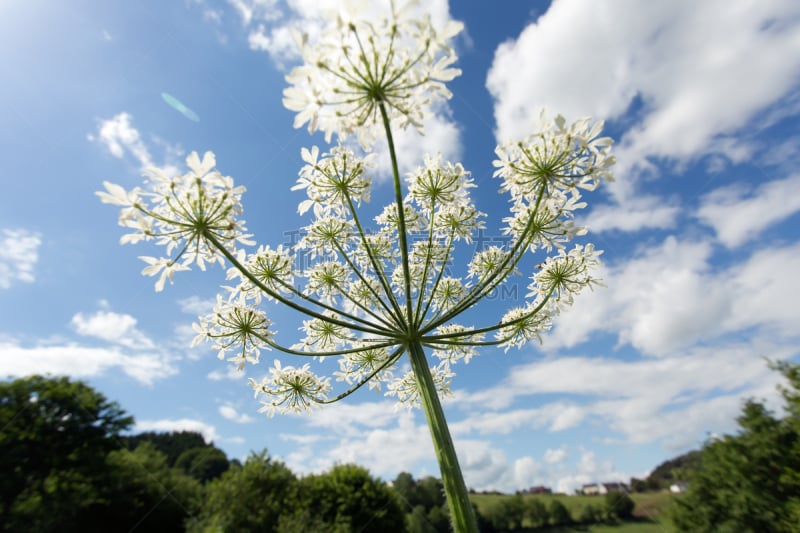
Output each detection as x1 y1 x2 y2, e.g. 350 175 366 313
408 340 478 533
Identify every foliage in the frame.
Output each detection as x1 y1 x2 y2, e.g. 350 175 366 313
524 497 550 528
125 431 203 464
604 491 635 520
549 498 573 526
174 446 230 483
394 472 453 532
635 449 701 492
100 443 202 532
670 361 800 532
289 464 405 532
579 503 600 524
186 451 296 532
0 375 133 532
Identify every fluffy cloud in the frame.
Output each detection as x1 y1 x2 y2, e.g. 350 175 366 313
487 0 800 166
228 0 281 26
0 228 41 289
487 0 800 236
135 418 220 444
281 407 436 478
544 237 800 355
584 195 680 233
219 403 255 424
0 303 188 385
696 174 800 248
88 112 153 169
0 340 177 385
544 447 567 464
178 296 216 316
370 105 462 180
457 340 792 450
71 310 155 350
88 113 184 176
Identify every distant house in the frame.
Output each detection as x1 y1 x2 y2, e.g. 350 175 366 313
581 482 629 496
670 482 688 493
521 485 552 495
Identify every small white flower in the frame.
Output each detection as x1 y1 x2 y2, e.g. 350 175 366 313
250 359 331 416
293 145 372 216
532 243 604 304
97 151 252 290
493 110 615 201
194 296 273 370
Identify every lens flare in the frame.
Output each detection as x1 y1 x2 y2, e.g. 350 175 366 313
161 92 199 122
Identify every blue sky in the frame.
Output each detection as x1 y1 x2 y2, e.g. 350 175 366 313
2 0 800 493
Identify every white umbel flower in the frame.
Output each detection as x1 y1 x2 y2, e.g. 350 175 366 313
283 0 463 149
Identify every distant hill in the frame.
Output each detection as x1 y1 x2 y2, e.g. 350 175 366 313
631 450 701 492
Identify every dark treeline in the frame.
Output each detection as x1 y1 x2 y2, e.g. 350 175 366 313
3 361 799 532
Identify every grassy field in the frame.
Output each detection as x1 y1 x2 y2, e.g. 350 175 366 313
470 492 675 532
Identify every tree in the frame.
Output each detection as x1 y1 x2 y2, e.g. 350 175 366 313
174 446 230 483
579 503 599 524
525 497 550 528
290 464 405 532
549 499 573 526
604 491 635 519
124 431 208 467
643 450 701 491
186 451 297 532
99 443 201 532
0 375 132 532
670 361 800 532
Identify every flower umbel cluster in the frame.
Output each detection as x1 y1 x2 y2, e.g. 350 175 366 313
283 0 462 149
100 4 615 530
98 151 252 291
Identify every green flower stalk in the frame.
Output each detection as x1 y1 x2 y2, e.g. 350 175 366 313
98 2 615 531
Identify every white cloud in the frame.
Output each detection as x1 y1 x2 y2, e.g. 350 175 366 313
585 195 680 233
544 447 567 464
228 0 281 26
89 112 153 169
0 228 41 289
70 310 155 350
303 399 404 435
219 403 254 424
487 0 800 231
370 106 462 180
696 174 800 248
457 340 793 451
135 418 220 444
208 366 246 381
283 409 435 478
247 22 305 66
178 296 216 315
0 340 177 385
488 0 800 161
544 237 800 355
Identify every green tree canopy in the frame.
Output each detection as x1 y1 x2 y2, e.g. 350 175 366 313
186 451 297 532
0 375 133 532
174 446 230 483
98 442 201 532
604 491 635 520
124 431 208 466
671 361 800 532
549 499 573 526
290 463 405 533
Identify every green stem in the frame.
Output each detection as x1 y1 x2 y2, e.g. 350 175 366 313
408 340 478 533
379 102 414 328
